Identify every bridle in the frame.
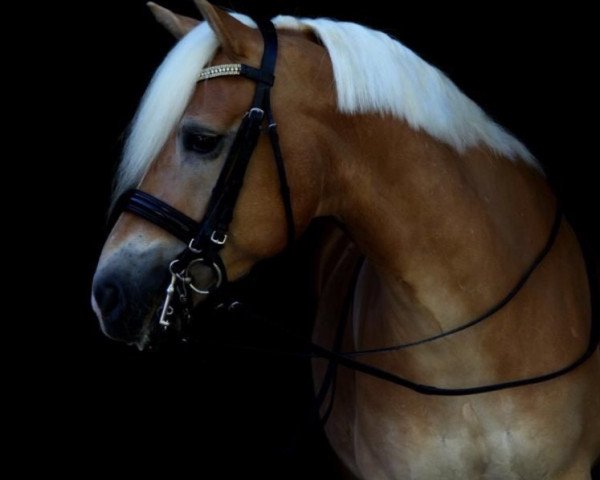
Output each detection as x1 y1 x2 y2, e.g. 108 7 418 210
114 18 599 397
117 20 294 330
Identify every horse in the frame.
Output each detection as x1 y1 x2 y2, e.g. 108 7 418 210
91 1 600 478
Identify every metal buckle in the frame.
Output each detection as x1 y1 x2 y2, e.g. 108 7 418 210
188 238 203 254
185 258 224 295
210 230 228 246
248 107 265 121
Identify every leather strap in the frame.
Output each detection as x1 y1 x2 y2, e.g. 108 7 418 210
117 19 294 294
120 190 199 243
345 205 564 356
251 20 278 108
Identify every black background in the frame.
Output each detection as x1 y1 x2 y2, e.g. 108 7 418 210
38 1 598 477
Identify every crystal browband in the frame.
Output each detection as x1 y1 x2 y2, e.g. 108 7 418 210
198 64 243 82
198 63 275 86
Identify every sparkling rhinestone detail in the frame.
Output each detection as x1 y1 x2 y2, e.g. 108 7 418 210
198 64 243 82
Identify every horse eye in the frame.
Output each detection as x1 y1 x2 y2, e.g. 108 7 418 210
183 132 222 155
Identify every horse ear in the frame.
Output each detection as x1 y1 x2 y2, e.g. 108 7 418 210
147 2 199 39
193 0 255 59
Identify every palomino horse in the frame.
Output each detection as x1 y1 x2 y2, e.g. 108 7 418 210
92 1 600 478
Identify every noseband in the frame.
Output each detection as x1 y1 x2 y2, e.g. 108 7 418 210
116 20 294 329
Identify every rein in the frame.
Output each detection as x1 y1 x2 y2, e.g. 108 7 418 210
311 248 599 396
115 19 599 398
344 205 564 356
206 225 599 398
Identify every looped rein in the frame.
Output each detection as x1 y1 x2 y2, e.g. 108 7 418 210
115 20 294 328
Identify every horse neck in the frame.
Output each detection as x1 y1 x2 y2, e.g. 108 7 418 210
322 114 561 342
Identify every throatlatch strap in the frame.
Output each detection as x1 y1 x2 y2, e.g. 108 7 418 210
266 102 295 247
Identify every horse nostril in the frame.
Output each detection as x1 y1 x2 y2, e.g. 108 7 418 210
92 259 168 343
93 278 123 321
92 271 143 343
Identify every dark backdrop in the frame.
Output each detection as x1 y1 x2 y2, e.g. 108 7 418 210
41 1 598 477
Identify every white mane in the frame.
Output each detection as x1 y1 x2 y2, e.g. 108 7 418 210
115 14 537 199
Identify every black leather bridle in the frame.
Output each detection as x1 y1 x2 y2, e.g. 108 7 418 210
113 18 599 397
117 20 294 329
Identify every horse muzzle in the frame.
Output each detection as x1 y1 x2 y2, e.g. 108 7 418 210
92 256 169 344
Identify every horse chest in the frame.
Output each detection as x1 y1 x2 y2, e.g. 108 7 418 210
338 396 582 480
355 426 536 480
